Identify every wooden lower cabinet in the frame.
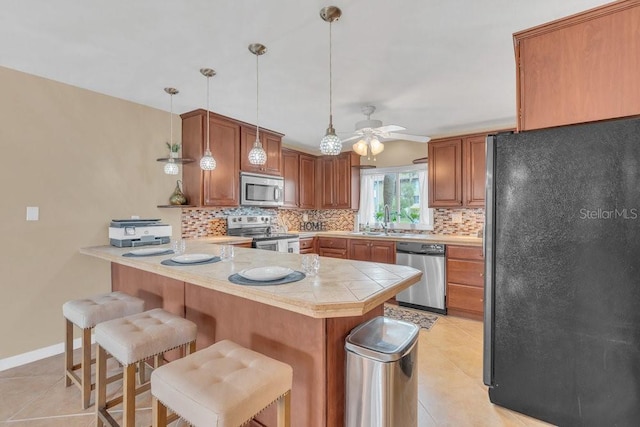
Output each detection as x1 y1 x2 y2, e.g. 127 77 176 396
110 262 382 427
317 237 348 259
299 237 316 254
230 241 252 248
446 245 484 320
348 239 395 264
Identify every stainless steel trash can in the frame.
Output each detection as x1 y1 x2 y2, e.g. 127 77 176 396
345 316 420 427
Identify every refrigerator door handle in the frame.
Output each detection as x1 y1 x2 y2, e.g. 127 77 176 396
483 134 497 386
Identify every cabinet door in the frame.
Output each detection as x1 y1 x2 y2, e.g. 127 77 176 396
203 117 240 206
319 157 336 208
281 149 299 208
370 241 396 264
463 136 486 207
299 154 316 209
515 3 640 130
348 240 371 261
428 139 462 207
240 127 282 176
334 154 351 208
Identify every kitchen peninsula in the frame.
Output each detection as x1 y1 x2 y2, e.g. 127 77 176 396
80 242 422 427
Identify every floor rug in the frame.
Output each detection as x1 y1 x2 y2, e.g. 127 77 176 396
384 304 439 331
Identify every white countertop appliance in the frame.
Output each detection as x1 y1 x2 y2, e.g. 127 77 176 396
109 219 171 247
227 215 299 253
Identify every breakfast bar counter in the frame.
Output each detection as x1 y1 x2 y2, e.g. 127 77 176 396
80 242 422 427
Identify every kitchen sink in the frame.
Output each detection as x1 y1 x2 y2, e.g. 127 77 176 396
350 231 385 236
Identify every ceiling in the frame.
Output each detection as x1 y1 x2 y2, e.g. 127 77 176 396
0 0 610 153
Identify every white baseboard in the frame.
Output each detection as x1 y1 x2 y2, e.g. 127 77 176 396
0 336 95 372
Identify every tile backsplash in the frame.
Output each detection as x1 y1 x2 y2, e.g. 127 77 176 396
180 206 483 238
432 208 484 236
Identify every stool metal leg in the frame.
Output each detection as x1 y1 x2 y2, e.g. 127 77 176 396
81 327 92 409
64 319 73 387
277 391 291 427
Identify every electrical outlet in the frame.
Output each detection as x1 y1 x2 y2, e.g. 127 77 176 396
451 211 462 224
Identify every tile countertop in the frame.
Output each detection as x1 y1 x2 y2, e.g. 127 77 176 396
80 242 422 319
295 231 483 247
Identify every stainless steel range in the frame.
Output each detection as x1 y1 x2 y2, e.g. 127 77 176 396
227 215 300 253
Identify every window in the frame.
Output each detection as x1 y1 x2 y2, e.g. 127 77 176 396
359 164 433 230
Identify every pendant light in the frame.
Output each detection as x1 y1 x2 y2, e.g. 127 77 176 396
319 6 342 156
199 68 217 171
163 87 179 175
248 43 268 165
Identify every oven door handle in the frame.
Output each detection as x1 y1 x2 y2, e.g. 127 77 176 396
274 187 281 202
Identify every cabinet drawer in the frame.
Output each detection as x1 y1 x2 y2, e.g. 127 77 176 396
299 238 315 250
318 248 347 259
447 259 484 287
447 245 483 261
447 283 484 314
230 242 252 248
318 237 347 249
300 248 316 255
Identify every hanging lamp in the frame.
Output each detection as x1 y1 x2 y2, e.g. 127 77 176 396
199 68 217 171
248 43 268 165
319 6 342 156
163 87 179 175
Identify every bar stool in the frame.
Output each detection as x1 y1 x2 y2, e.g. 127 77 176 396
151 339 293 427
94 308 197 427
63 291 145 408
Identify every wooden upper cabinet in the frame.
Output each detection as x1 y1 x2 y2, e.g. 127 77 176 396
318 152 360 210
240 126 282 176
463 136 486 207
428 138 463 208
181 110 240 207
281 148 299 208
429 133 487 209
515 1 640 131
299 154 316 209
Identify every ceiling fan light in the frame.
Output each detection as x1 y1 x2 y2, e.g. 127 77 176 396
370 138 385 155
248 138 267 165
353 140 368 156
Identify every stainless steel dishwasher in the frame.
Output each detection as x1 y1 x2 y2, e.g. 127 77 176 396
395 242 446 314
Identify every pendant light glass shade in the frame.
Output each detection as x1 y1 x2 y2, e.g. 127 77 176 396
163 87 181 175
164 158 179 175
248 43 267 165
319 7 342 156
200 68 217 171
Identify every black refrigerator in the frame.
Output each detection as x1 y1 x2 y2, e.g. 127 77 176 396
483 117 640 426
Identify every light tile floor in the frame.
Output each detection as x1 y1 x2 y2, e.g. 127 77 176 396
0 315 553 426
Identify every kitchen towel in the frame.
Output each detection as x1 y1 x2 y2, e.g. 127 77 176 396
228 271 306 286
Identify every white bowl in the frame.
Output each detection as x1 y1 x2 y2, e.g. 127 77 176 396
238 266 294 281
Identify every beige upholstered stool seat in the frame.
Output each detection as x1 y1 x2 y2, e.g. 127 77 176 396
63 291 145 330
95 308 197 427
62 291 144 409
151 340 293 427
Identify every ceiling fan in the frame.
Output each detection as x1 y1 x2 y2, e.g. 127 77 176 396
342 105 430 159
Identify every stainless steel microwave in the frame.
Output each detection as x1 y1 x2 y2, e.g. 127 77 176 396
240 172 284 207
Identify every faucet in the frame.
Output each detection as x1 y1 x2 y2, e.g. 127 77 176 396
382 204 391 235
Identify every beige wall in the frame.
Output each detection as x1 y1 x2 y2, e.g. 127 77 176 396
0 66 182 359
359 139 427 168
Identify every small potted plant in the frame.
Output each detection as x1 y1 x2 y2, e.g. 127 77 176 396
166 142 181 158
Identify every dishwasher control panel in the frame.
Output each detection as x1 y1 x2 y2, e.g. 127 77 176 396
396 241 445 255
